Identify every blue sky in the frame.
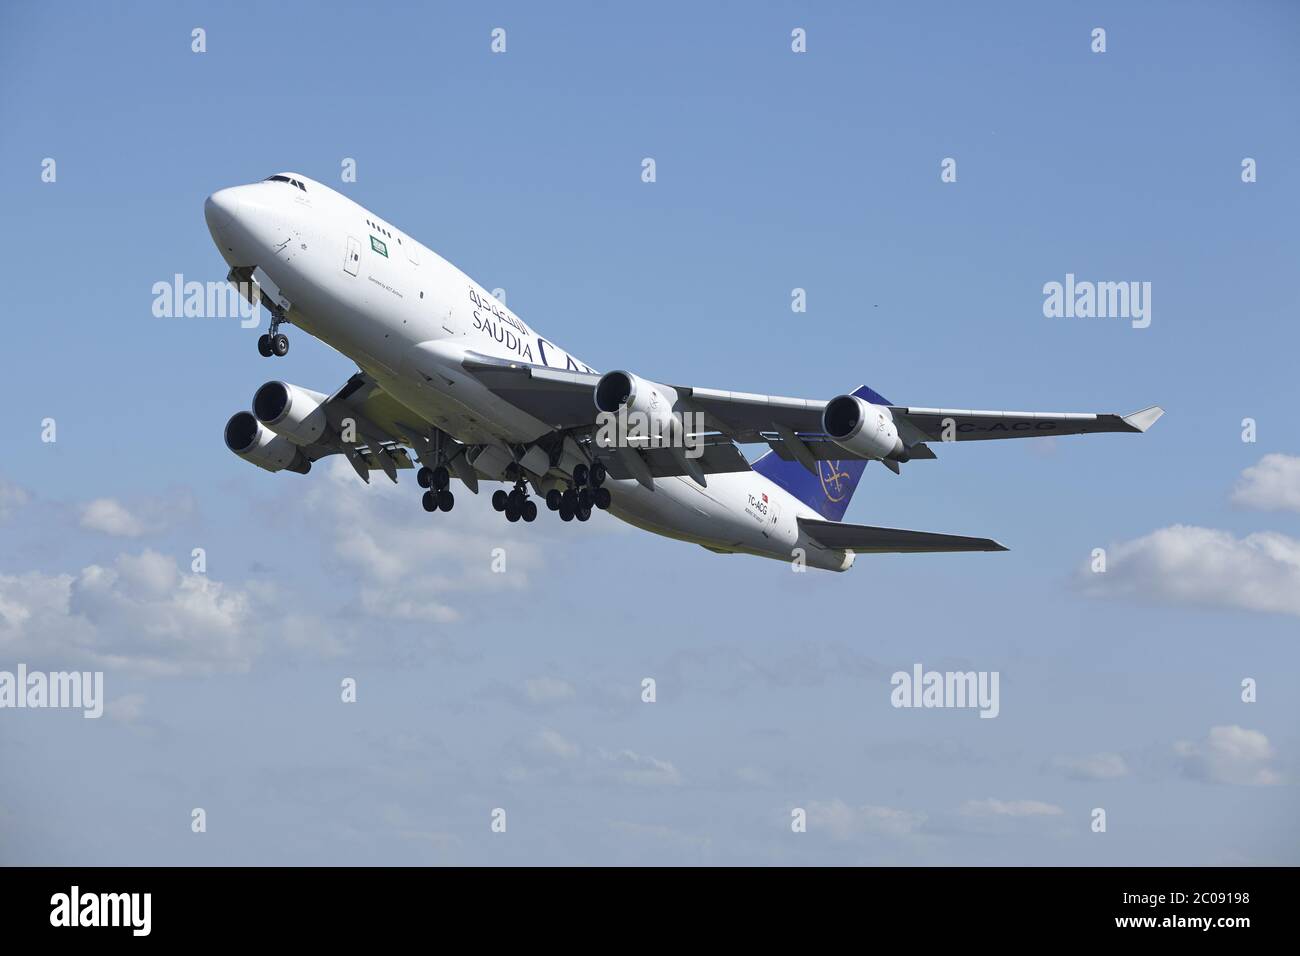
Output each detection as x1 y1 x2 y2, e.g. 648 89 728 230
1 0 1298 864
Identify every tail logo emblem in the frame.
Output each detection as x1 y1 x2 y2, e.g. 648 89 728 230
819 460 851 502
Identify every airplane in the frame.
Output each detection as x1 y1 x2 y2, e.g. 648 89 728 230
207 172 1164 572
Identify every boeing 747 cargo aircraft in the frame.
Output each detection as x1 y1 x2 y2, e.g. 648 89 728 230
207 172 1162 571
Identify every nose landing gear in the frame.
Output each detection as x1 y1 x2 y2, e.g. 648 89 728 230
258 309 290 358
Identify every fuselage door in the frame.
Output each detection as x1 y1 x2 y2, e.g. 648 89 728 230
344 236 361 276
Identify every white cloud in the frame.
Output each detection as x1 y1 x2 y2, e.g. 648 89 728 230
1082 525 1300 618
302 459 547 623
597 748 682 787
78 493 196 538
734 766 774 787
535 728 580 760
959 799 1064 817
1232 454 1300 514
105 693 146 724
0 479 29 522
525 676 576 704
1174 725 1280 786
80 498 148 536
506 732 681 789
1051 752 1129 780
0 550 275 675
807 799 926 839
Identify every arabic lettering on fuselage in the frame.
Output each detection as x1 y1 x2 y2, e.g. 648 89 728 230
468 287 596 374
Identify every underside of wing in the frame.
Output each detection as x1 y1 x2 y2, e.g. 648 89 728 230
456 355 1164 483
673 387 827 442
798 517 1008 554
888 405 1164 442
461 352 602 430
296 374 437 480
599 442 751 480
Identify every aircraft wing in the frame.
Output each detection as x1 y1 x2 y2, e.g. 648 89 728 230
288 372 450 483
461 353 603 430
883 405 1165 443
798 517 1008 554
459 353 1163 470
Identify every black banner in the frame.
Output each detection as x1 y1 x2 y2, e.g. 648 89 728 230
0 866 1284 940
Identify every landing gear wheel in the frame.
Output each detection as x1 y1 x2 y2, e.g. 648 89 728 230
561 489 577 512
271 333 290 357
417 466 433 489
437 489 454 512
492 490 509 512
257 334 273 357
577 488 593 511
559 504 575 522
573 463 589 487
590 462 606 487
431 466 450 490
594 487 612 510
545 489 562 511
575 504 591 522
508 488 526 511
421 491 438 512
506 500 522 522
522 499 538 522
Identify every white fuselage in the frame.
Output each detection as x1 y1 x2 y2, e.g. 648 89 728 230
205 173 854 571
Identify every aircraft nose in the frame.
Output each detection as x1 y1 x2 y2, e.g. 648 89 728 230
204 187 243 238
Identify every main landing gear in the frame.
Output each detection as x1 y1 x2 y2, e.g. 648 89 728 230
417 464 454 513
543 461 612 523
491 481 538 523
257 309 290 358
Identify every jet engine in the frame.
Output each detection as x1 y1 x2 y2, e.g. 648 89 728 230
224 411 311 474
593 370 681 447
252 380 329 445
821 394 906 461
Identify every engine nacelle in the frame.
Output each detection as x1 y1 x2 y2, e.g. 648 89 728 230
822 394 905 461
252 381 329 445
593 370 681 449
224 411 311 474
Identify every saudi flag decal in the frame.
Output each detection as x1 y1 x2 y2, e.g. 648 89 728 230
370 236 388 257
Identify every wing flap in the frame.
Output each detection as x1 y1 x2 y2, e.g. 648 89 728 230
599 443 751 480
798 517 1008 554
461 353 600 430
766 435 937 463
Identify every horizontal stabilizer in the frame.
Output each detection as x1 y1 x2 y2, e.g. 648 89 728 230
798 517 1008 554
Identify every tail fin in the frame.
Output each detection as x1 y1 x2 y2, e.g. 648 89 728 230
750 384 890 522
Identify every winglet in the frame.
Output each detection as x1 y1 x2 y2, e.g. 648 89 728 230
1122 405 1165 433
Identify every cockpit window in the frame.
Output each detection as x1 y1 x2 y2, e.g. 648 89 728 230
264 175 307 192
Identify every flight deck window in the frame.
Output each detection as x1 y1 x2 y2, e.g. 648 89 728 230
264 175 307 192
